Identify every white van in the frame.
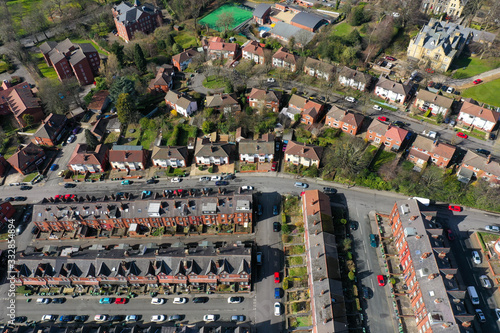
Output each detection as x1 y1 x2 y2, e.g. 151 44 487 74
467 286 480 305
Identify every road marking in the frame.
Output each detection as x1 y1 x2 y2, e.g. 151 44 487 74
370 279 375 289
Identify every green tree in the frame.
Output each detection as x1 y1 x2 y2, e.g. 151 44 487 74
294 113 301 122
341 47 358 65
202 121 214 134
110 41 125 68
109 77 136 103
22 114 35 128
224 81 234 93
134 44 147 73
351 6 367 26
436 113 444 124
85 129 99 150
348 271 356 281
116 93 136 125
172 43 182 54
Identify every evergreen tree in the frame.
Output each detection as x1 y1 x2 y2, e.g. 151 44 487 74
134 44 147 73
110 41 125 68
116 93 136 125
85 129 99 150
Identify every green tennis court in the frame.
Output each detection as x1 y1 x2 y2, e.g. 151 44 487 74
199 4 253 31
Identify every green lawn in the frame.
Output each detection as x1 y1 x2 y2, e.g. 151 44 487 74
104 131 120 144
174 32 198 49
296 316 312 327
123 124 141 145
0 61 9 74
202 75 229 89
139 128 157 150
331 22 354 37
23 172 38 183
33 53 58 80
462 79 500 108
67 38 109 55
450 55 500 79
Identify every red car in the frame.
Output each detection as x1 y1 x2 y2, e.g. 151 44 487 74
271 161 278 171
446 229 455 241
274 272 280 283
385 56 396 61
378 116 388 122
456 132 468 139
427 81 434 87
473 79 483 85
115 298 127 304
448 205 462 212
54 195 62 200
377 275 386 286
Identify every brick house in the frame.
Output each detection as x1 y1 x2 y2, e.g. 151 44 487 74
253 3 272 24
287 94 324 125
7 143 46 175
151 145 188 168
172 48 199 71
148 65 175 93
242 41 266 64
365 120 409 151
290 11 325 32
374 76 412 104
194 138 234 165
112 1 163 42
338 66 373 91
109 145 147 171
88 90 110 113
284 141 323 167
205 94 241 114
67 144 109 174
414 90 453 117
39 39 100 85
272 47 298 72
31 113 68 146
304 57 335 81
457 100 499 133
408 136 456 169
239 139 274 163
207 42 240 60
164 90 198 117
0 201 15 229
248 88 282 112
325 106 364 135
458 150 500 185
0 81 44 128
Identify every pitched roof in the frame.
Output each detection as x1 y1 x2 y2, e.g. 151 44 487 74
114 1 159 24
109 145 145 163
253 3 271 18
68 49 87 66
290 11 325 30
385 125 409 142
288 94 322 111
68 144 108 166
205 94 239 108
7 143 45 170
462 150 500 176
304 57 335 72
248 88 281 102
88 90 110 111
338 66 372 84
194 139 234 158
238 139 274 155
285 141 323 161
33 114 68 140
2 83 41 117
208 42 239 53
326 105 346 120
412 136 456 159
172 48 199 64
242 41 265 57
342 112 364 127
416 90 453 109
270 22 314 45
165 90 196 110
376 76 411 96
459 101 500 123
149 66 174 88
409 148 431 162
367 119 389 135
39 41 58 55
272 47 298 64
91 118 109 140
151 146 188 161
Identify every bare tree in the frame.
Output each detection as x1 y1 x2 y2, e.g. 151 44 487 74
295 30 311 54
364 16 394 63
216 12 235 33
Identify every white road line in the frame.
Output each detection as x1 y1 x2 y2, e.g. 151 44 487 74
370 279 375 289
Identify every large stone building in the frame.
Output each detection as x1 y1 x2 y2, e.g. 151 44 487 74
420 0 468 18
112 0 163 42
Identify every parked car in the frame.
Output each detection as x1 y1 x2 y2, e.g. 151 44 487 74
479 275 491 288
192 297 208 303
294 182 309 188
50 164 58 171
377 275 386 286
273 221 280 232
456 132 468 139
67 134 76 143
256 252 262 265
495 308 500 321
125 315 139 322
274 302 281 316
203 314 217 322
14 196 27 201
267 78 276 83
378 116 388 122
448 205 462 212
475 148 491 156
369 234 377 247
199 176 210 182
171 177 181 183
94 315 109 322
37 298 51 304
345 96 356 103
392 120 405 127
473 79 483 85
168 315 182 322
271 161 278 171
231 315 245 322
446 229 455 241
274 288 281 299
446 87 455 94
99 298 113 304
241 185 254 191
475 308 486 323
257 204 263 216
64 183 76 188
323 187 337 194
146 178 157 184
151 297 165 305
121 180 131 185
273 205 279 215
211 176 222 181
228 297 243 304
373 105 382 111
59 315 74 322
485 225 500 232
472 250 481 264
74 316 87 322
350 221 358 231
41 315 57 322
114 298 127 304
274 272 280 283
385 56 396 61
150 315 165 322
362 287 372 299
13 317 27 323
215 181 228 186
173 297 188 304
51 298 66 304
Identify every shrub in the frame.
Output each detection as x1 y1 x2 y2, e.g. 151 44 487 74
348 271 355 281
208 166 214 173
283 278 289 290
198 166 204 171
282 223 291 234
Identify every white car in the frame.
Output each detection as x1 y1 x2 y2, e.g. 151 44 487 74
41 315 56 321
151 297 165 305
392 12 400 17
171 177 181 183
446 87 455 94
199 177 210 182
373 105 382 110
267 78 276 83
67 134 76 144
125 315 139 322
151 315 166 322
37 298 51 304
472 250 481 265
241 186 254 191
495 308 500 321
345 96 356 103
203 314 216 322
485 225 500 232
422 130 437 139
479 275 491 288
227 297 243 304
274 302 281 316
94 315 108 322
211 176 221 181
173 297 187 304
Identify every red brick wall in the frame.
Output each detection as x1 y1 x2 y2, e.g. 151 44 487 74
71 58 95 85
53 59 74 82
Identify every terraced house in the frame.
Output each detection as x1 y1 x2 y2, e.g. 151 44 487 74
13 242 252 293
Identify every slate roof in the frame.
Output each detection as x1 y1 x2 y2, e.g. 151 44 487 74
165 90 195 110
151 146 188 161
109 145 145 163
376 76 411 96
194 139 234 158
269 22 315 45
33 114 67 140
304 57 335 72
342 112 364 127
114 1 159 24
39 41 57 55
412 136 456 160
91 118 109 140
7 143 45 170
416 90 453 109
285 141 323 161
68 144 108 166
68 49 87 66
338 66 372 84
290 11 325 30
205 94 239 108
253 3 271 18
172 48 199 64
88 90 110 111
459 101 500 123
462 150 500 176
238 139 274 156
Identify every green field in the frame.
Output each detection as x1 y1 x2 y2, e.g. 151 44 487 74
450 55 500 79
202 75 229 89
331 22 354 37
462 79 500 108
199 4 253 31
33 53 58 80
174 32 198 49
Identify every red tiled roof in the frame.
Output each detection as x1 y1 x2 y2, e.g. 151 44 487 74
273 47 297 64
459 101 500 123
385 126 408 142
285 141 323 161
242 41 265 56
209 42 238 52
68 144 108 166
88 90 109 111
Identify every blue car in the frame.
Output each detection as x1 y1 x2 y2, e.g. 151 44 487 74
99 297 113 304
273 205 279 215
215 181 228 186
274 288 281 299
59 315 73 322
50 164 58 171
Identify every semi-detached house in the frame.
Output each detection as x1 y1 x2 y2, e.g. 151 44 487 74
207 42 240 60
239 139 274 163
272 47 298 72
284 141 323 167
109 145 147 171
68 144 109 174
194 138 234 165
457 100 499 133
458 150 500 185
365 120 409 151
31 113 68 146
414 90 453 117
151 145 188 168
374 76 412 105
248 88 282 112
7 143 46 175
287 94 324 125
325 106 364 135
408 136 456 169
164 90 197 117
242 41 266 64
338 66 373 92
304 57 335 81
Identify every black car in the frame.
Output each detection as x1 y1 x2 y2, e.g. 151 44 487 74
475 148 491 156
109 315 125 322
257 204 263 216
14 196 27 201
13 316 27 323
323 187 337 194
52 297 66 304
350 221 358 230
5 197 14 201
223 174 235 180
74 315 87 322
31 226 39 235
392 120 405 128
362 287 372 299
20 185 32 190
192 297 209 303
146 178 157 184
215 181 228 186
273 222 280 232
64 183 76 188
